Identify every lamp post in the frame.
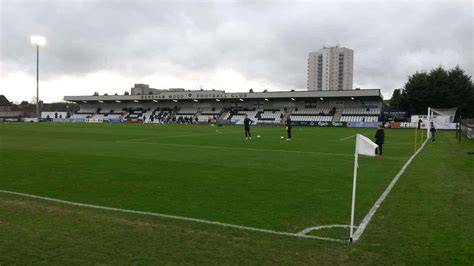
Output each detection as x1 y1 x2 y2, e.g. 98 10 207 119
30 35 46 118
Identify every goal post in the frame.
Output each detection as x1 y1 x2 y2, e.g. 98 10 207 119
426 107 460 141
414 107 432 151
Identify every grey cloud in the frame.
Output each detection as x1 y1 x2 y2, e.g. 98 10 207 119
1 1 472 100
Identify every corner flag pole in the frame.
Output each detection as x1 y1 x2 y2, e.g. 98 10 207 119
414 127 418 152
427 107 431 140
349 135 359 242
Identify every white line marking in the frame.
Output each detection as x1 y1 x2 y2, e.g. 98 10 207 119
297 224 357 235
339 135 356 141
0 189 346 243
351 138 429 242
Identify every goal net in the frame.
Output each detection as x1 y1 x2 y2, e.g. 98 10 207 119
460 119 474 139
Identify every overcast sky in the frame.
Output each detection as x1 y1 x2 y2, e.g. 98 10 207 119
0 0 472 103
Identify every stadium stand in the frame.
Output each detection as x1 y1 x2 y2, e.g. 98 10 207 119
63 85 383 125
290 106 334 122
339 101 381 123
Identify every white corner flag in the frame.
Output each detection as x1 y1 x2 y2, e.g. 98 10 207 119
356 134 378 157
350 134 379 242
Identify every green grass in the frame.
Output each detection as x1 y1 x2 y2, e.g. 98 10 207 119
0 123 472 264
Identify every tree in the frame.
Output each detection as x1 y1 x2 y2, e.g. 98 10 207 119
392 66 473 118
446 66 474 118
389 88 403 110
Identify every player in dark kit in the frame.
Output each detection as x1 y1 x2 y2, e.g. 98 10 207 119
244 114 253 140
374 123 385 156
430 122 437 141
286 115 292 140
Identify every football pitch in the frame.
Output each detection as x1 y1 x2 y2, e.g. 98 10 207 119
1 123 418 239
1 123 473 264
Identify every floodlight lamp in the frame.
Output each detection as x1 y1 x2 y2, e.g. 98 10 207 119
31 35 46 46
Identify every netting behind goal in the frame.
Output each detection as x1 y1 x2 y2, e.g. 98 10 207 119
461 119 474 139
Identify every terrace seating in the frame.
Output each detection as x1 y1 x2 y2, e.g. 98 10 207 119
291 107 331 115
197 115 218 123
231 110 258 121
257 109 283 121
71 113 91 119
75 108 96 114
194 107 222 123
199 107 222 115
125 108 145 121
340 116 379 122
177 107 198 115
290 115 333 122
289 107 333 122
221 111 232 120
149 109 173 123
341 107 380 115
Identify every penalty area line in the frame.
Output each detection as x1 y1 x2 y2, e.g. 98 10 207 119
339 135 356 141
0 189 346 244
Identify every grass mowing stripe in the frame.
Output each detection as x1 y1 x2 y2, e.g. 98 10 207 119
118 131 237 142
0 189 347 244
117 140 408 160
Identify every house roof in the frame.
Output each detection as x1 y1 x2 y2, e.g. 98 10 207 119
0 95 11 107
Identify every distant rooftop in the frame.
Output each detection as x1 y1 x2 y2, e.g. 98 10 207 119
0 95 11 107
